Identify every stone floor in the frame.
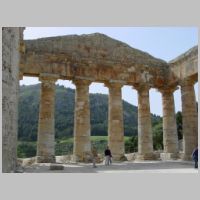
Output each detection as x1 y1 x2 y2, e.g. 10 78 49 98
22 160 198 173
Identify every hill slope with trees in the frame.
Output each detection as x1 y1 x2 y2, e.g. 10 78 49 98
18 84 162 141
18 84 186 158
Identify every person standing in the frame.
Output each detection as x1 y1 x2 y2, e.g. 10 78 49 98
192 147 198 169
104 146 112 166
91 146 98 168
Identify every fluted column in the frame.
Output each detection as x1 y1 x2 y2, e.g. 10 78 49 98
160 87 178 160
37 73 58 163
106 82 125 160
73 79 91 162
135 84 154 160
181 79 198 160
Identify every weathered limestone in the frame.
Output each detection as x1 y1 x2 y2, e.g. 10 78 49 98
73 79 92 162
2 27 24 172
160 87 178 160
180 79 198 160
2 30 198 170
37 73 58 163
134 84 155 160
106 82 125 160
169 46 198 81
20 33 170 89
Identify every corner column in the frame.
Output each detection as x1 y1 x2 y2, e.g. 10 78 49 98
134 84 154 160
37 73 58 163
160 87 178 160
181 79 198 160
2 28 24 172
73 79 91 162
106 82 125 161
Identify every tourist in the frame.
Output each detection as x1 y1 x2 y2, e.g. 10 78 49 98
91 145 98 168
104 146 112 166
192 147 198 169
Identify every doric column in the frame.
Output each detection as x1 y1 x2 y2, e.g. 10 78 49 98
134 84 154 160
73 79 91 162
37 73 58 163
2 28 23 172
180 79 198 160
106 82 125 160
159 87 178 160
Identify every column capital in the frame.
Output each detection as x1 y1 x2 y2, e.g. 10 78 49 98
39 73 59 82
104 81 124 89
133 83 150 92
158 86 178 94
73 79 91 87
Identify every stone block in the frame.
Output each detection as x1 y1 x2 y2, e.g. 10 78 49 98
136 153 157 160
160 153 178 160
49 164 64 170
125 153 137 161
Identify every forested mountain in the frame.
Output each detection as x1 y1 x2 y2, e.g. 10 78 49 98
18 84 161 141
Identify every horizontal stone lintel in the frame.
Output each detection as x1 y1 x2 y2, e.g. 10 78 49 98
40 73 60 78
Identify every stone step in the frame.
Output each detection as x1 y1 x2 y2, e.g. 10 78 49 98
49 164 64 170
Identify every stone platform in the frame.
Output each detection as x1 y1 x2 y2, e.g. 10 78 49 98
22 160 198 173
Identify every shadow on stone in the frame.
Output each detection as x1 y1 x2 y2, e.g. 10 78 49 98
49 164 64 170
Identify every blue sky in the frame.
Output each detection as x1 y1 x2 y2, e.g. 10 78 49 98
20 27 198 116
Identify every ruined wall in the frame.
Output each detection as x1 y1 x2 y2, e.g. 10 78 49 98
2 27 23 172
169 46 198 82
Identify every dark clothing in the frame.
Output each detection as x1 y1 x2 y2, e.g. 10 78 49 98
192 148 198 161
192 148 198 169
105 149 112 157
194 161 198 169
104 148 112 165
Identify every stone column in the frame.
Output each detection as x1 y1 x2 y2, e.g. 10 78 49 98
19 72 23 80
106 82 125 161
180 79 198 160
2 28 23 172
160 87 178 160
37 73 58 163
73 79 91 162
135 84 154 160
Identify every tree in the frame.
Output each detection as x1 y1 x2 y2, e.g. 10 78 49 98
125 136 138 153
152 122 163 150
17 142 36 158
18 84 162 141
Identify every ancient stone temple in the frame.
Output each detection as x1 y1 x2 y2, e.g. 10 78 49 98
2 28 198 172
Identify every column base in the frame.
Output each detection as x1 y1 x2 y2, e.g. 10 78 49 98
160 153 178 160
136 153 156 160
37 155 56 163
179 153 192 161
72 152 92 163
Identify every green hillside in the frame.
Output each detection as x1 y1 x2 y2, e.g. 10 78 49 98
18 84 162 141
